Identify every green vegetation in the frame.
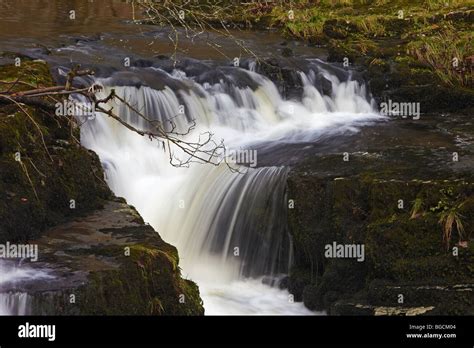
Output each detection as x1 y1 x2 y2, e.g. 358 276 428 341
407 24 472 87
286 151 474 314
224 0 473 89
410 197 424 219
438 206 465 249
429 188 470 249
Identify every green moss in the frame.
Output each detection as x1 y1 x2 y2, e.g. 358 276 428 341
0 61 111 243
288 163 474 313
0 59 53 91
68 243 203 315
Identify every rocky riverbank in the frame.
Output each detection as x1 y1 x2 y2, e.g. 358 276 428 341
285 115 474 315
1 0 472 315
210 1 474 314
4 198 204 315
220 0 474 112
0 59 204 315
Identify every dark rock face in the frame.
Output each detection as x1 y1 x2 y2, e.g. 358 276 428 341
1 198 204 315
286 117 474 315
251 57 358 100
364 56 474 113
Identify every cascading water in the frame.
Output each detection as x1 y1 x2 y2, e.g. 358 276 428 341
0 261 51 315
0 292 31 315
79 59 382 314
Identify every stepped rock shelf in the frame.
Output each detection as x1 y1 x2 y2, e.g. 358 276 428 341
1 198 204 315
286 115 474 315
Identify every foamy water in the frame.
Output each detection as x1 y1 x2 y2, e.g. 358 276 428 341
0 261 52 315
79 60 382 314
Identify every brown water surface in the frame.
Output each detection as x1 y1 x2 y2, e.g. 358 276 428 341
0 0 325 61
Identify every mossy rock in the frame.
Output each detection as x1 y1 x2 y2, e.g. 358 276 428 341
287 137 473 314
14 200 205 316
0 60 111 243
301 259 368 311
367 279 474 315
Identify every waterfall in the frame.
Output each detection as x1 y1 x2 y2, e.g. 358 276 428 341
0 261 51 315
0 292 31 315
79 59 382 314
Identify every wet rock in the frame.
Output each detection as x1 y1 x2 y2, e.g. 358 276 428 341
286 116 474 315
331 301 436 316
132 58 154 67
154 54 170 60
302 284 319 310
367 279 474 315
255 58 306 99
1 198 204 315
278 276 290 290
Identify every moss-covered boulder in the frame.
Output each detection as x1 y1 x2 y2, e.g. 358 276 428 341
0 60 111 243
2 199 204 315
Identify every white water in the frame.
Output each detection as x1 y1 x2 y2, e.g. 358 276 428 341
0 292 31 315
0 261 51 315
80 61 381 315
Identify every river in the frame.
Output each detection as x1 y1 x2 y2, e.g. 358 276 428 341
0 0 384 315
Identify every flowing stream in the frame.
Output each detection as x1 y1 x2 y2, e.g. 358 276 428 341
0 1 384 315
79 60 381 315
0 261 51 315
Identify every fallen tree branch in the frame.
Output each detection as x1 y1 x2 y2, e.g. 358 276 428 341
1 65 240 172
